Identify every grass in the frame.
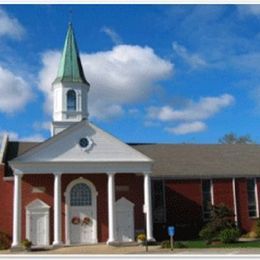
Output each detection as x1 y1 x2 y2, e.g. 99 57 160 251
187 240 260 248
161 239 260 249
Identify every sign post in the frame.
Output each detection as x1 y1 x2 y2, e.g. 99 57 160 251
168 226 175 251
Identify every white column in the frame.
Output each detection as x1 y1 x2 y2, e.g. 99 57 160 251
11 171 23 248
144 172 155 241
53 173 63 246
232 178 238 225
107 172 116 244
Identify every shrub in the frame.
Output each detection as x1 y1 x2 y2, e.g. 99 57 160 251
199 227 217 244
255 219 260 238
199 203 237 244
137 233 146 242
219 228 240 244
22 238 32 250
0 232 11 250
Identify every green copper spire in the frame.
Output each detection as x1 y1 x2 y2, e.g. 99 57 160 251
53 23 89 85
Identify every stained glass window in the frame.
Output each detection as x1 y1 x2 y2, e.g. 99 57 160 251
70 183 92 206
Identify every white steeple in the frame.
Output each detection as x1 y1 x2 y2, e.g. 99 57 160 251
51 23 90 136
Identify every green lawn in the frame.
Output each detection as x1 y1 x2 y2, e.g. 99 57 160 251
187 240 260 248
162 240 260 249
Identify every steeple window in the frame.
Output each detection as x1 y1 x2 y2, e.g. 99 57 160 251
67 90 76 111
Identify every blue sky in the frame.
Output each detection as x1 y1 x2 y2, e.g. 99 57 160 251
1 4 260 144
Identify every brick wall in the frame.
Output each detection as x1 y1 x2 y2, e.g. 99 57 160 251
0 164 13 239
213 179 234 210
162 179 203 240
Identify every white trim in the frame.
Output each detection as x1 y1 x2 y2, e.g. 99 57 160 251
107 172 116 244
232 178 238 225
143 172 155 241
11 173 23 248
64 177 98 245
3 177 14 181
10 161 152 174
0 134 8 163
26 199 50 246
53 173 63 246
210 179 214 205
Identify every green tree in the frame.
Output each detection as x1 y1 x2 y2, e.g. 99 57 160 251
218 132 254 144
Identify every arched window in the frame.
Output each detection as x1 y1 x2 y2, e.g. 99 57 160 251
70 183 92 206
67 90 76 111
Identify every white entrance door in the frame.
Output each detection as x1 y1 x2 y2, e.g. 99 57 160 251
68 182 97 244
30 213 47 246
116 197 135 242
26 199 50 247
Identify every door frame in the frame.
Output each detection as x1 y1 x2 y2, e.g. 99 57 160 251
64 177 98 245
26 199 50 246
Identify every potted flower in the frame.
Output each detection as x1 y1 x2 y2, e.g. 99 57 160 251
22 238 32 251
137 233 146 245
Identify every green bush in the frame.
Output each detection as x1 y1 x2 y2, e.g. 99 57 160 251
199 203 237 244
219 228 240 244
0 232 11 250
22 238 32 250
255 219 260 238
199 227 217 244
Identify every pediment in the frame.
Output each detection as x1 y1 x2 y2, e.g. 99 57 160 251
116 197 134 209
26 199 50 210
11 120 152 164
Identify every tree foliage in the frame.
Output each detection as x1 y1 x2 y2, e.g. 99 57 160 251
218 132 254 144
199 203 237 244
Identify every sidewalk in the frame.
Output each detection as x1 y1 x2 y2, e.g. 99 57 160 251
3 244 260 255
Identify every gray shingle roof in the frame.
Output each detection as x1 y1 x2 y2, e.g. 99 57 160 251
132 144 260 178
4 141 260 178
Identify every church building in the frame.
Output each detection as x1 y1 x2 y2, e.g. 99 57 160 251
0 23 260 250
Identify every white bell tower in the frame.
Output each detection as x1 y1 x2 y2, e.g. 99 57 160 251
51 23 90 136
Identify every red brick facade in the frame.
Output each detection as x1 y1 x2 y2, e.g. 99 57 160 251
0 171 145 244
0 162 260 243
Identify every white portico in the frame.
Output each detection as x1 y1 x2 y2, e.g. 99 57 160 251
9 119 154 248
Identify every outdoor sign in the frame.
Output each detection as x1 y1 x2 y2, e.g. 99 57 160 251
168 226 175 251
168 226 175 237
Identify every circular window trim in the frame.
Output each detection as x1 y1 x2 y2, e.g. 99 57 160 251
78 137 93 151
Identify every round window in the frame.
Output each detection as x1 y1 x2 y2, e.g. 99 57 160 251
79 137 89 148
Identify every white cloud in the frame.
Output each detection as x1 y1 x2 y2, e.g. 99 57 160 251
238 5 260 17
101 26 122 45
172 41 207 70
0 66 33 113
38 45 173 120
165 121 207 135
147 94 234 122
0 130 18 140
33 121 51 131
0 130 45 142
0 8 25 40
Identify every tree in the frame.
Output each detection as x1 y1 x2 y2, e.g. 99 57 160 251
218 132 254 144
